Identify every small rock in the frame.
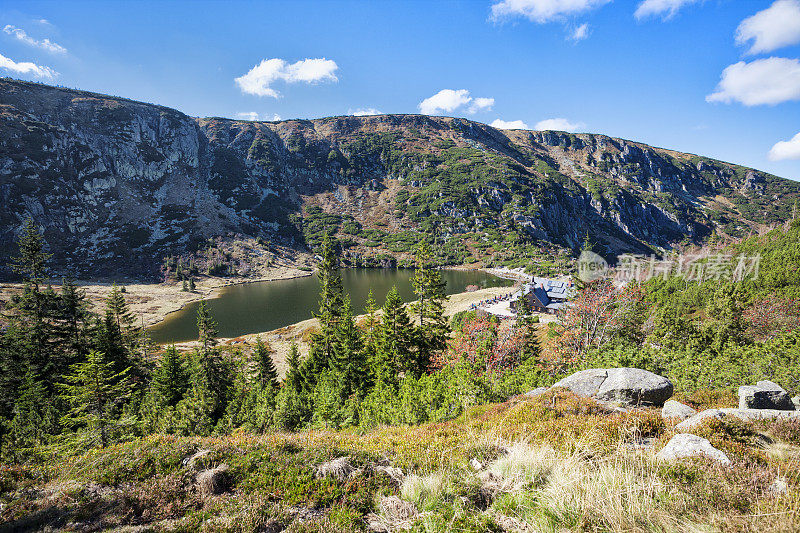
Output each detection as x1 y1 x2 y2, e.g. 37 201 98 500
677 407 800 431
182 448 211 470
524 387 548 398
196 464 230 496
770 477 788 494
793 396 800 410
662 400 697 421
316 457 355 481
738 381 794 411
470 458 483 471
656 434 731 465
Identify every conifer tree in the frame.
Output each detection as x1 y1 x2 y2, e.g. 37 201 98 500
273 342 307 430
8 370 58 459
253 337 278 390
410 242 449 374
515 295 541 362
60 350 132 448
106 283 140 350
152 346 188 407
303 236 345 390
334 296 367 398
196 299 218 355
377 287 414 381
362 290 380 380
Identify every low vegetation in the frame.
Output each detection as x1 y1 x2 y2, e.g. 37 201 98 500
1 220 800 531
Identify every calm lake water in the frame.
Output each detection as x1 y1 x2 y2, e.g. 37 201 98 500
148 268 512 344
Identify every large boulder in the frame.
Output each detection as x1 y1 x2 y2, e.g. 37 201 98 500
662 400 697 421
738 381 794 410
552 368 673 407
656 434 730 465
676 408 800 431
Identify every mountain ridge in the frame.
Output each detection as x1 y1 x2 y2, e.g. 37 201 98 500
1 77 798 279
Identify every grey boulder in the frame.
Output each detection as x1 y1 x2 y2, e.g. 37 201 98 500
524 387 549 398
656 434 730 465
662 400 697 421
552 368 673 406
738 380 794 410
676 407 800 431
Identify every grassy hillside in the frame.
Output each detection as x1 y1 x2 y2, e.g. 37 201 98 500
4 390 800 532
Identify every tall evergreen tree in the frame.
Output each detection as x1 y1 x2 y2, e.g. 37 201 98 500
515 295 541 362
253 337 278 390
196 299 218 355
377 287 414 381
303 236 345 390
60 350 132 448
409 242 449 374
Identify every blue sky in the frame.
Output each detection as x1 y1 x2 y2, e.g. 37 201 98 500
2 0 800 181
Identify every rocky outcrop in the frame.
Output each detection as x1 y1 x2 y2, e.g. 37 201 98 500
676 408 800 431
656 434 731 465
551 368 673 406
2 78 797 278
662 400 697 421
196 464 230 496
738 381 795 411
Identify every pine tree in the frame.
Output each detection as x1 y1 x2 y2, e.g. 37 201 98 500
334 296 367 398
60 350 132 448
152 346 188 407
7 370 58 459
253 337 278 390
377 287 414 381
55 278 93 361
362 290 380 380
196 299 218 355
409 242 449 375
515 295 541 362
188 277 196 291
284 342 303 393
106 283 140 350
303 236 345 390
182 279 188 291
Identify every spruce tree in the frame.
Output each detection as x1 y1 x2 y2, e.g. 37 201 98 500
515 295 541 362
152 346 188 407
196 299 218 355
409 242 449 374
253 337 278 390
377 287 414 381
8 370 58 459
60 350 132 448
303 236 345 390
333 296 367 399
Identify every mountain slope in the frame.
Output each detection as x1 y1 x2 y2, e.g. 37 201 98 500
1 78 797 279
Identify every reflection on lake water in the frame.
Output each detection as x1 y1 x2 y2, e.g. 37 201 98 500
148 268 512 344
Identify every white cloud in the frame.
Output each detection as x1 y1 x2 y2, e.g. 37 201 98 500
535 117 586 131
0 52 56 79
235 111 260 121
634 0 701 20
769 132 800 160
468 97 494 113
706 57 800 106
569 23 590 41
491 0 610 23
36 19 51 25
235 57 338 98
418 89 472 115
349 107 382 116
269 114 282 121
491 118 530 130
3 25 66 53
736 0 800 55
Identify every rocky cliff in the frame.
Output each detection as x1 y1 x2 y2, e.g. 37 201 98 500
1 78 798 279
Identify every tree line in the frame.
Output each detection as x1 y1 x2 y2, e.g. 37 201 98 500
1 223 545 459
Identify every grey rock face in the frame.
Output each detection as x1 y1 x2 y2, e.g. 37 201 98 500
524 387 549 398
677 408 800 431
738 380 794 410
552 368 673 406
662 400 697 421
656 434 730 465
